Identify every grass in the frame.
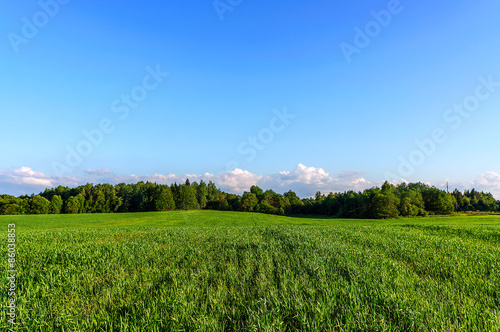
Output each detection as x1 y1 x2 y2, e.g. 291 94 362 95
1 211 499 331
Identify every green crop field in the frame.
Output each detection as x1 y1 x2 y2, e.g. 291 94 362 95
1 211 500 331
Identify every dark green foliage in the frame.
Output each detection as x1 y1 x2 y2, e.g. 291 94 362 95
207 180 220 201
177 181 199 210
49 195 63 214
1 179 498 219
421 187 454 215
241 192 258 212
0 195 28 215
196 180 208 209
30 195 51 214
65 194 85 214
459 189 498 211
373 193 399 219
250 185 263 198
226 193 242 211
288 183 486 219
153 185 176 211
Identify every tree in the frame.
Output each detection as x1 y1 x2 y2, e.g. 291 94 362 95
170 183 180 210
99 184 122 213
274 195 289 215
216 193 230 211
284 190 301 205
421 187 454 215
207 181 220 201
396 184 426 217
337 191 362 218
138 182 157 212
315 191 325 203
65 194 85 214
115 183 133 212
462 196 471 209
49 195 63 214
250 185 263 200
196 180 208 209
262 189 277 207
398 190 426 217
93 188 106 213
256 201 276 215
30 195 51 215
178 183 199 210
0 196 27 215
487 201 498 212
5 179 499 218
284 190 303 214
372 182 400 219
154 185 175 211
241 192 258 212
451 189 464 207
372 193 399 219
358 188 380 218
227 194 242 211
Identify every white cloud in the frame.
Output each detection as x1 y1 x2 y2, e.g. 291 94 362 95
0 167 53 188
1 164 373 197
0 167 83 196
222 164 373 197
471 171 500 189
3 165 499 199
211 168 263 193
470 172 500 198
277 163 330 184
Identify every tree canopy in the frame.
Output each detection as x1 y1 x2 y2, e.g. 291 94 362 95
0 180 497 219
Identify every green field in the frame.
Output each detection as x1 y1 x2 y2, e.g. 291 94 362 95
1 211 500 331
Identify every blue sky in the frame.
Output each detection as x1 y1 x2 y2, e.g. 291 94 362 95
1 0 500 197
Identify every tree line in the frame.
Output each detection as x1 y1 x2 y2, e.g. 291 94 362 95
0 180 498 218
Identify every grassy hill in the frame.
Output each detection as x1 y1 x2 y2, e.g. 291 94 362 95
1 211 499 331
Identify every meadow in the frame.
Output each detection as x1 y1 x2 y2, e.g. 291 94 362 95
1 211 499 331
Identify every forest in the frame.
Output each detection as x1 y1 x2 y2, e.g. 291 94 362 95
0 180 498 219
